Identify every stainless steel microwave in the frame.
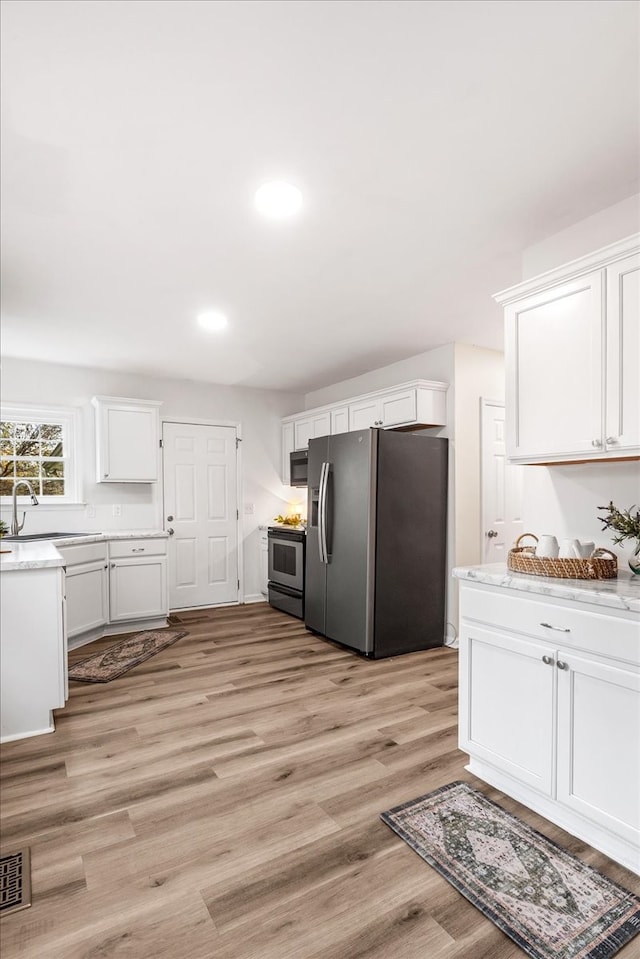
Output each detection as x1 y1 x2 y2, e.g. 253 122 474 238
289 448 309 487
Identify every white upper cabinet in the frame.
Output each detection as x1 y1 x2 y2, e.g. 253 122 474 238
496 236 640 464
293 411 332 450
282 380 447 480
92 396 162 482
605 253 640 454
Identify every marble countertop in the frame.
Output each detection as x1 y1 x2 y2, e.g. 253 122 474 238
0 530 168 571
453 563 640 614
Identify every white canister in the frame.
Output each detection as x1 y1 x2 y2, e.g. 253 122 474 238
559 538 582 559
536 535 559 558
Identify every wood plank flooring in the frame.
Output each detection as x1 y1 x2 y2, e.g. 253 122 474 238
1 603 638 958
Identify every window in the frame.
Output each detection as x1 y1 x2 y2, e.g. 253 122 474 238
0 405 81 503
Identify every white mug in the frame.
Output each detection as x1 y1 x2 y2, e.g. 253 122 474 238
579 541 595 558
559 538 582 559
536 534 559 558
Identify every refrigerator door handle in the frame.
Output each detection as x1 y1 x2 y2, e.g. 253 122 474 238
319 461 329 564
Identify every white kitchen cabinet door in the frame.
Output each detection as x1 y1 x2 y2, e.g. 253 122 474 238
349 397 381 430
330 406 349 434
557 652 640 849
605 253 640 455
109 556 168 622
459 625 555 796
93 396 162 482
282 422 294 484
380 389 417 427
293 412 331 450
505 274 603 460
65 561 108 639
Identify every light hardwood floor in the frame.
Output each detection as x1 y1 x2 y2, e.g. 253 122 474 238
1 603 638 958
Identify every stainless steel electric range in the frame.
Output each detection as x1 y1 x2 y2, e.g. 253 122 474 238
267 525 306 619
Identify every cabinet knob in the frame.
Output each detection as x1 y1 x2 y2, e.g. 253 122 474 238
487 530 498 538
557 660 568 670
542 655 553 665
605 436 618 445
132 548 145 553
104 473 109 478
591 439 602 448
104 564 108 569
167 527 175 536
110 563 116 568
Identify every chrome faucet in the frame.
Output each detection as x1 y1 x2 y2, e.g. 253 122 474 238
11 480 39 536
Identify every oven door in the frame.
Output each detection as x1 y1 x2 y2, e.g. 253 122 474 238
268 532 304 593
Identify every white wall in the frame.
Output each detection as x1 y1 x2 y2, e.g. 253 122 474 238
520 196 640 568
304 344 455 408
1 357 304 601
522 193 640 279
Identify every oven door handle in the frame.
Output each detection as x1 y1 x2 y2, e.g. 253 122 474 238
318 461 329 565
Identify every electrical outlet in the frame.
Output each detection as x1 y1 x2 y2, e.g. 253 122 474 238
243 503 254 515
112 504 121 517
86 504 96 519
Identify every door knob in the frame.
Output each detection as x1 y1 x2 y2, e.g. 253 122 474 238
167 527 175 536
487 530 498 538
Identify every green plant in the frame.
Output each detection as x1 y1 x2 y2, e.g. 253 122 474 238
0 520 8 537
597 502 640 545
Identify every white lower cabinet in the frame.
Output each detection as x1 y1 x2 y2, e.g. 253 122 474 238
458 580 640 876
65 561 109 639
61 536 169 647
556 652 640 849
460 625 555 796
109 555 167 623
60 542 109 642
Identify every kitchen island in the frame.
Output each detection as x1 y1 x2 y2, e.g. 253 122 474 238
453 563 640 875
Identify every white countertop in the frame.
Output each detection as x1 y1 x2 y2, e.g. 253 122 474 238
452 563 640 614
0 530 168 571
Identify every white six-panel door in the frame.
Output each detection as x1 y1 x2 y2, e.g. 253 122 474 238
163 422 239 610
481 400 524 562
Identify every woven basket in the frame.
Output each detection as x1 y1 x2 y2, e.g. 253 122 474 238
507 533 617 580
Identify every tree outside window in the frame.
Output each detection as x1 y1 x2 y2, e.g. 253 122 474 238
0 407 80 503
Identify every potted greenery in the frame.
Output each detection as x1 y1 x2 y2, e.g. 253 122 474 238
597 502 640 575
0 520 8 538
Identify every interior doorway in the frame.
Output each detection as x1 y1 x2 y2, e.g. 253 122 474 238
480 400 524 563
162 421 239 609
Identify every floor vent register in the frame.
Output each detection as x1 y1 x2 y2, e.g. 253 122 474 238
0 848 32 916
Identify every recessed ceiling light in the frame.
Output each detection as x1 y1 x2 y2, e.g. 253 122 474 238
254 180 303 219
197 310 228 332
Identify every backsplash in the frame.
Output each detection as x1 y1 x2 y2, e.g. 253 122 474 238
521 460 640 566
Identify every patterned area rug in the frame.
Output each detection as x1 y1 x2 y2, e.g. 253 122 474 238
381 782 640 959
68 630 188 683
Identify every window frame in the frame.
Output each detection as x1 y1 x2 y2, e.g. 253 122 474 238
0 404 83 505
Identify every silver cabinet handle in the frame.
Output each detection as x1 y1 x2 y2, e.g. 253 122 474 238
487 530 498 538
591 439 602 448
131 548 145 553
104 564 108 569
605 436 618 445
540 622 571 633
104 473 109 478
557 660 568 670
542 655 553 665
167 527 175 536
110 562 116 568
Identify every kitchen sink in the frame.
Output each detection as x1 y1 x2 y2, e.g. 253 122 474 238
2 532 95 542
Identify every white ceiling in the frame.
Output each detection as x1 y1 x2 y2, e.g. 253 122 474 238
1 0 638 393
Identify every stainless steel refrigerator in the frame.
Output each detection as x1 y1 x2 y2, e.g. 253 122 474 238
305 428 448 658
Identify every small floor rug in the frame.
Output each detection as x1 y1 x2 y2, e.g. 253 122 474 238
381 781 640 959
68 630 188 683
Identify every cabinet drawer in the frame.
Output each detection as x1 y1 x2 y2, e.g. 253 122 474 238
109 538 167 559
460 584 639 665
58 542 107 567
